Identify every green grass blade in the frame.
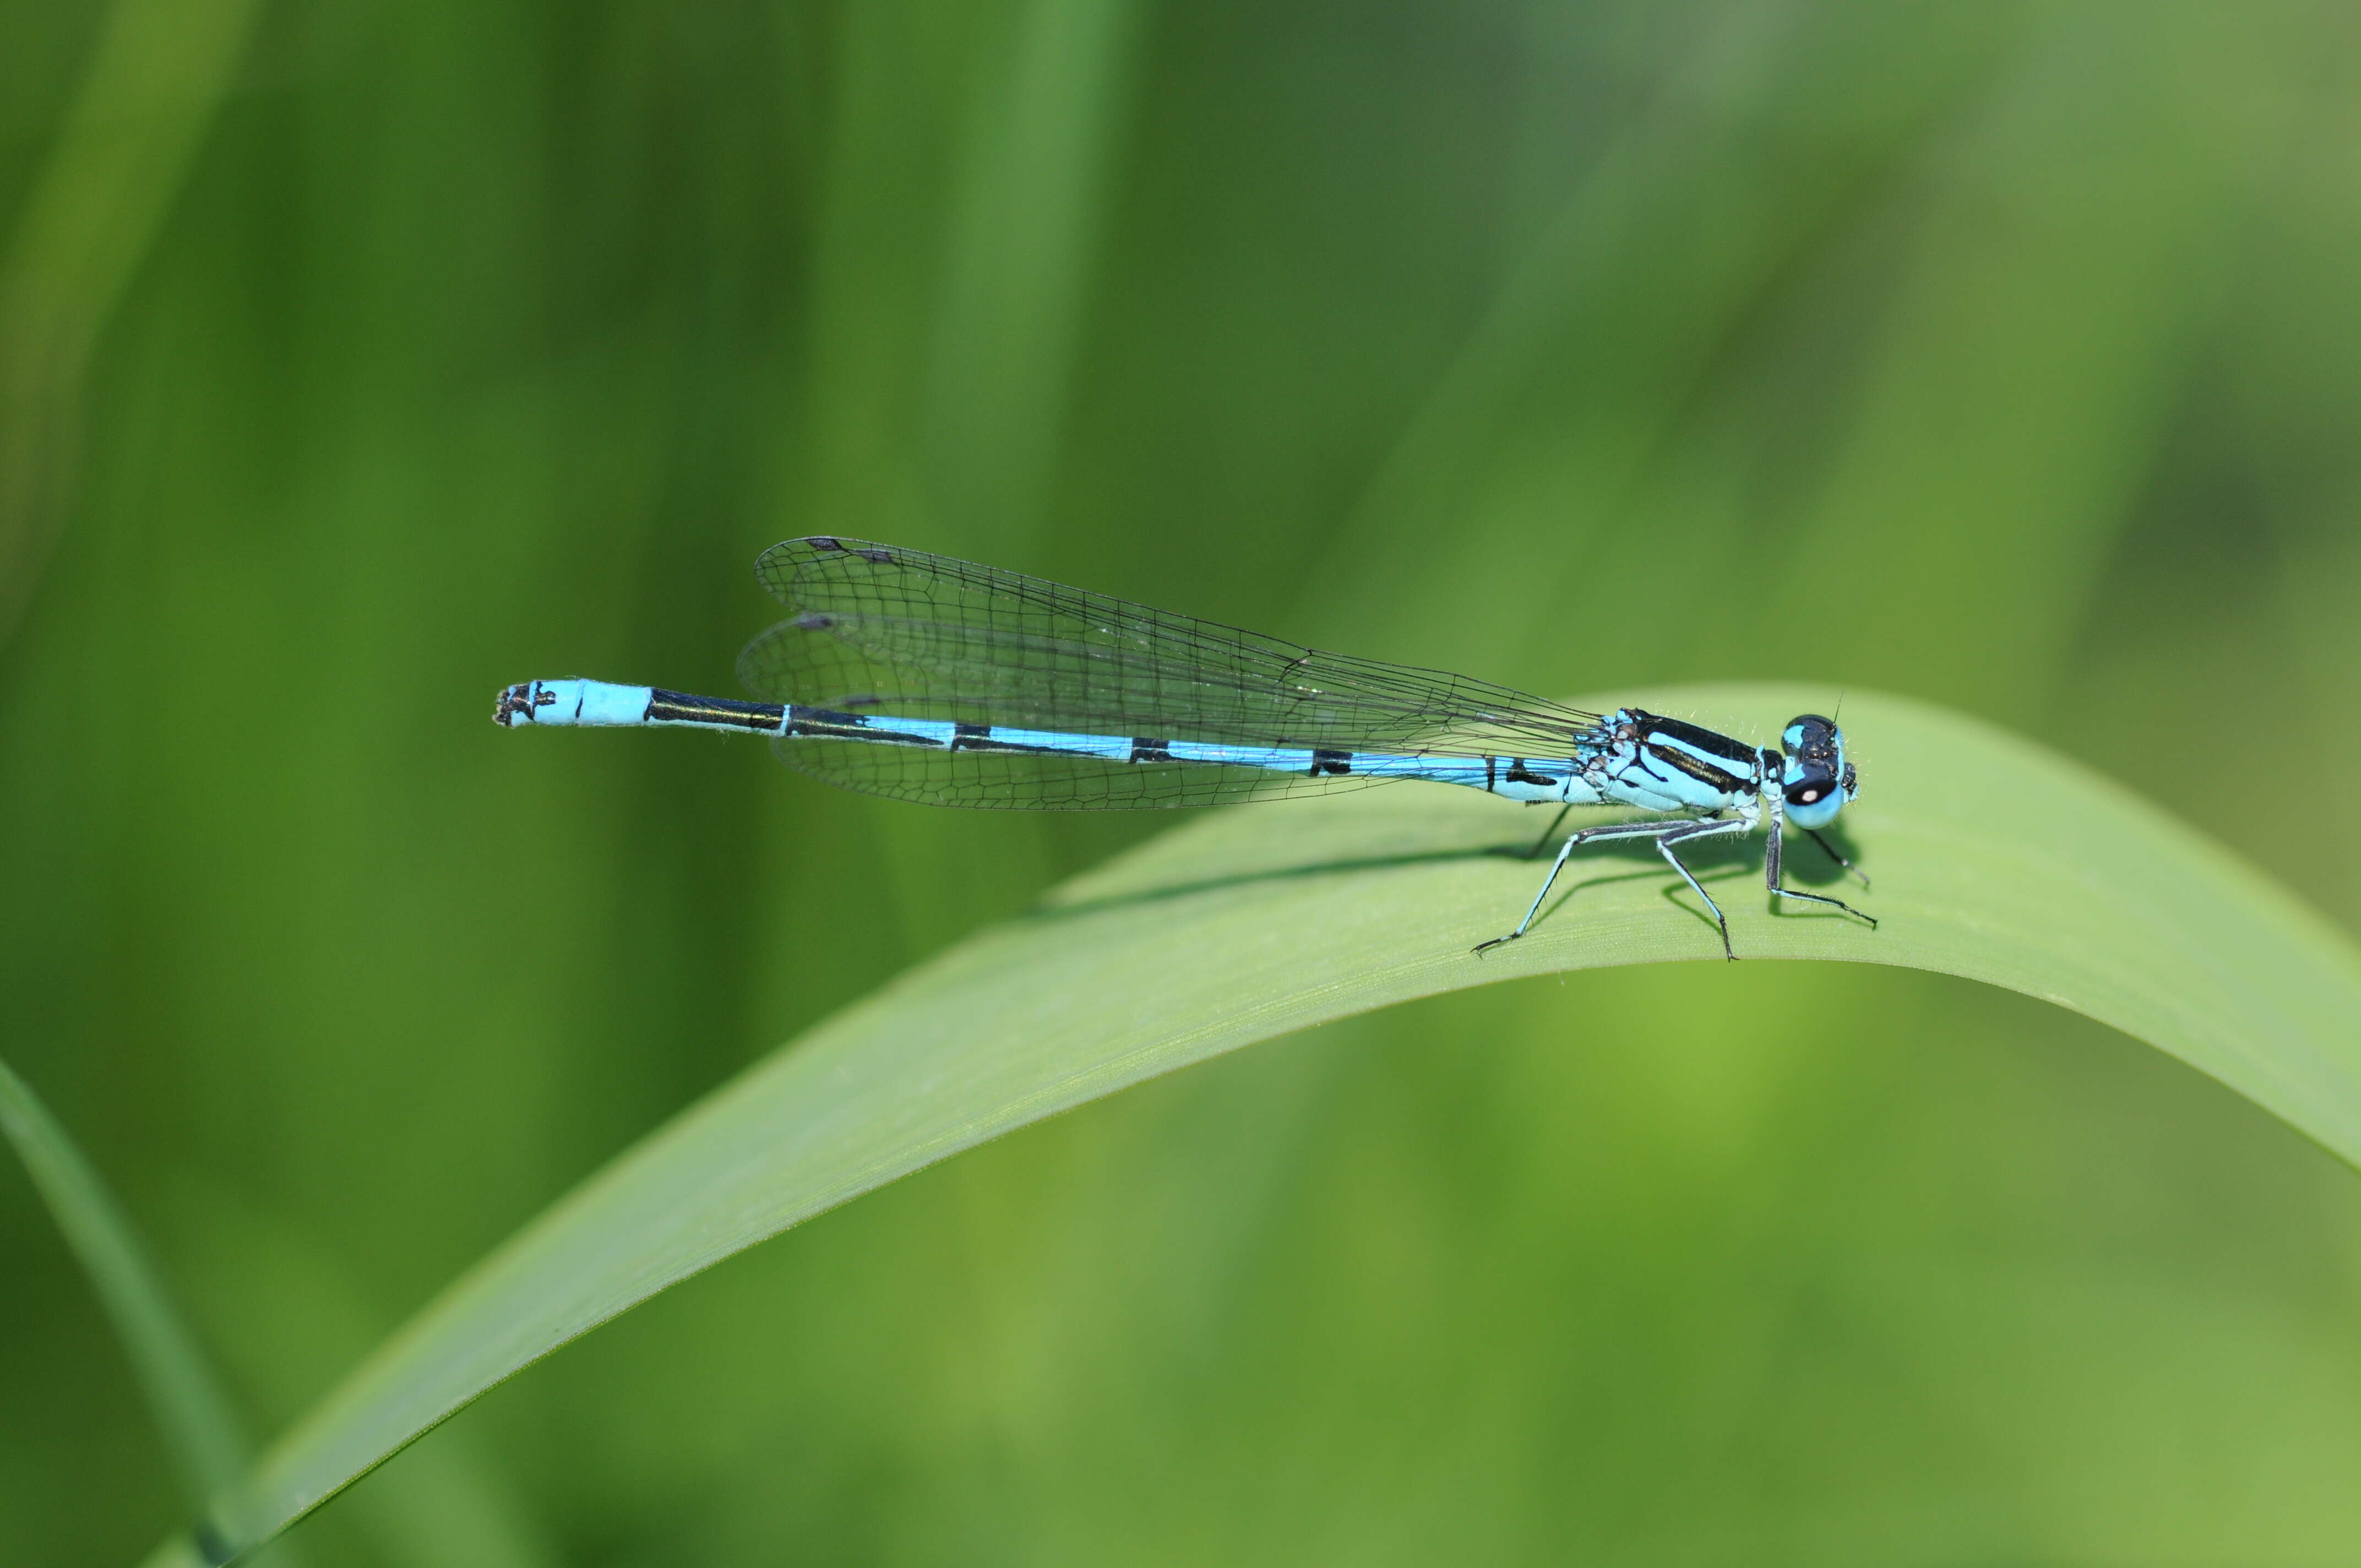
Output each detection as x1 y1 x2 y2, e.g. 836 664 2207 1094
0 1057 251 1556
918 0 1145 552
199 684 2361 1554
0 0 263 643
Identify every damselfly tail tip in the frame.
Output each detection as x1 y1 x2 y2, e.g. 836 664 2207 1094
493 681 543 727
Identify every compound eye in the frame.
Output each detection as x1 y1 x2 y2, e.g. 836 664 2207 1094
1785 778 1831 809
1785 714 1838 761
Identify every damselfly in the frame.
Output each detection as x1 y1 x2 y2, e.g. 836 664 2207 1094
494 537 1874 959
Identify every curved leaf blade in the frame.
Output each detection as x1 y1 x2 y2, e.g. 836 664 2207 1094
0 1055 255 1561
204 685 2361 1553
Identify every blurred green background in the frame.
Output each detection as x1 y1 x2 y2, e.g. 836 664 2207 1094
6 0 2361 1561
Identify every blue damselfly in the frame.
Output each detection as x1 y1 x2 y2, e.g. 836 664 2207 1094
495 537 1873 958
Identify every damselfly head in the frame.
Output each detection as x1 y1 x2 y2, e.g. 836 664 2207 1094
1780 713 1853 829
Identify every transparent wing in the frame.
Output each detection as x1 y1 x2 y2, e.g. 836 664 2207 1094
737 536 1601 810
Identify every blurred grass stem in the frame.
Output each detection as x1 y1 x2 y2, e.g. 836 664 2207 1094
0 0 260 644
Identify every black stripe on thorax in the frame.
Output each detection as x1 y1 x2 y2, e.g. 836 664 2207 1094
1631 711 1761 768
1641 740 1749 794
649 690 788 732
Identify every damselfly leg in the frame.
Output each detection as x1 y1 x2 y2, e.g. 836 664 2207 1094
1475 813 1749 959
1524 803 1575 858
1764 815 1878 929
1803 826 1871 889
1766 881 1878 925
1655 816 1754 960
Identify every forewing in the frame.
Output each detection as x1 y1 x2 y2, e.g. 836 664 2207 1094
737 536 1597 810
